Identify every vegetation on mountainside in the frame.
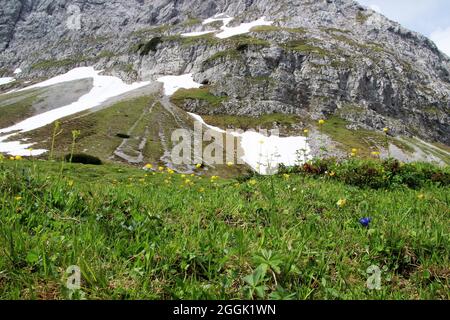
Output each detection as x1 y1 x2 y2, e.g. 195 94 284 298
0 156 448 300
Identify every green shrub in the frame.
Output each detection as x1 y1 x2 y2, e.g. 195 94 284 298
65 153 102 165
279 158 449 189
137 37 163 56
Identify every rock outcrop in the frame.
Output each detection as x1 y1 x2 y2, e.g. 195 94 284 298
1 0 449 144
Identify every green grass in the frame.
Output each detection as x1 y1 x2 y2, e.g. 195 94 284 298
19 96 156 162
0 92 41 128
356 12 369 24
204 49 242 64
201 113 301 131
318 116 416 157
0 159 448 299
283 39 329 57
31 56 91 71
171 88 228 111
250 26 307 34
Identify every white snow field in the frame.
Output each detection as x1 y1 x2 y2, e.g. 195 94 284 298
14 68 22 75
189 113 311 175
0 77 15 86
157 74 202 95
202 14 234 27
216 16 273 39
159 75 310 174
182 14 273 39
0 67 151 156
181 30 215 37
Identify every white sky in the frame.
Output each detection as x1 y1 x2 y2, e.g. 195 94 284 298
357 0 450 56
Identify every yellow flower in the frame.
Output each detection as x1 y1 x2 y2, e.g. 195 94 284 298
318 119 325 125
417 194 425 200
351 152 357 157
191 173 195 177
337 199 347 208
227 162 234 167
196 163 202 169
167 168 175 174
199 187 205 193
211 176 219 181
164 179 170 184
15 155 22 160
249 179 257 186
283 174 290 180
158 166 164 172
9 156 15 161
329 171 336 177
145 163 153 169
383 128 389 133
184 179 191 184
68 180 74 187
303 129 309 134
181 174 186 179
15 196 22 201
352 148 358 153
371 151 381 157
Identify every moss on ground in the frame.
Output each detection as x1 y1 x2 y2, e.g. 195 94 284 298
171 88 228 111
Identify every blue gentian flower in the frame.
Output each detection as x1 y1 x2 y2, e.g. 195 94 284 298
359 217 372 227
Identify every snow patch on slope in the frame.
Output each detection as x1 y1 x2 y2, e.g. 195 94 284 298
159 76 310 174
182 14 273 39
157 74 201 95
0 77 15 86
216 17 273 39
0 67 151 156
181 30 215 37
189 113 311 175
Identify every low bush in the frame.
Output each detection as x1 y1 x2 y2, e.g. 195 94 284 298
279 158 449 189
64 153 102 165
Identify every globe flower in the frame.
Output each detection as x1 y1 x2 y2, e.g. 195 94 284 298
318 119 325 125
303 129 309 134
227 162 234 167
15 155 22 160
383 128 389 133
283 174 290 180
337 199 347 208
158 166 164 172
196 163 202 169
359 217 372 227
145 164 153 169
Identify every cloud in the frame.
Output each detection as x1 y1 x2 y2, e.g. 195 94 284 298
430 27 450 57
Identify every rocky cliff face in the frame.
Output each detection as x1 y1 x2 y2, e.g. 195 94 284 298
1 0 449 145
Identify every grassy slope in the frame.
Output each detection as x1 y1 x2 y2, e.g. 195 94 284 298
0 159 448 300
20 96 158 162
0 91 41 128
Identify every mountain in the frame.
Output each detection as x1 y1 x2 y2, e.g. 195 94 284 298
0 0 449 170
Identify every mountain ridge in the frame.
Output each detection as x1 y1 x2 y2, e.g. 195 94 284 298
0 0 449 164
